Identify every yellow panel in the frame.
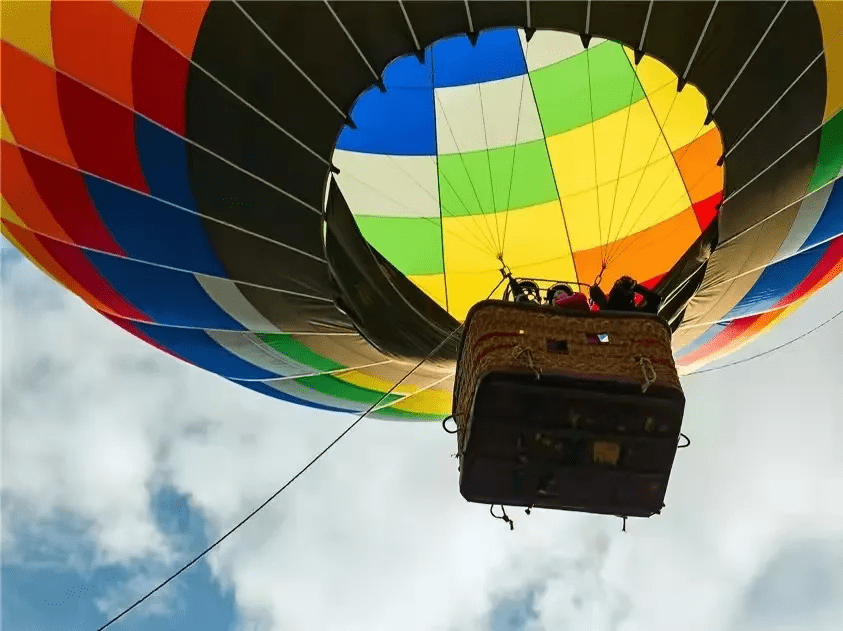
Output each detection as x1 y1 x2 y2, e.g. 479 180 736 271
560 153 690 252
1 110 16 143
113 0 144 20
442 268 509 321
1 196 24 226
337 369 421 397
815 1 843 121
547 101 673 198
387 381 454 415
408 273 448 311
0 0 54 67
624 47 717 150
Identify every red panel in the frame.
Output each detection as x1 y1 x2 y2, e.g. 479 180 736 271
140 0 210 58
132 24 189 135
17 145 124 255
51 0 138 108
692 190 722 231
55 73 149 193
3 220 150 322
0 42 77 166
678 236 843 366
102 312 185 360
1 141 69 241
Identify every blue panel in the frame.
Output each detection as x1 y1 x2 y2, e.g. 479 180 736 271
230 379 357 414
336 84 436 156
382 50 434 89
84 175 227 278
134 116 197 212
431 28 527 88
801 177 843 250
674 322 727 360
84 250 245 330
721 243 830 320
128 322 276 380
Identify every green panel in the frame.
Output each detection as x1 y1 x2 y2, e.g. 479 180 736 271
808 110 843 193
354 215 444 276
438 139 557 215
295 374 402 406
257 333 343 372
529 41 645 137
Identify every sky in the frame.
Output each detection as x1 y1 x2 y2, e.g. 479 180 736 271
2 239 843 631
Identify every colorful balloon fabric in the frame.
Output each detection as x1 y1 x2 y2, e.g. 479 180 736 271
2 1 843 421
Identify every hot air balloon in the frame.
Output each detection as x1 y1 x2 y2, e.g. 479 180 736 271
2 1 842 516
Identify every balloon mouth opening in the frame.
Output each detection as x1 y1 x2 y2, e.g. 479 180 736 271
326 27 724 322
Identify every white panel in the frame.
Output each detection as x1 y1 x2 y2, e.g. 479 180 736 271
332 149 440 218
435 73 543 154
771 172 839 263
206 330 311 378
519 29 606 71
195 275 282 332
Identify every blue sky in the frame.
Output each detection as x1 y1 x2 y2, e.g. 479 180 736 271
3 240 843 631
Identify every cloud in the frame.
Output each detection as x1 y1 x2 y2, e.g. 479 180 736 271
3 250 843 631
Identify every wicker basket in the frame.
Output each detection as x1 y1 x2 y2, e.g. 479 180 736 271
452 300 685 517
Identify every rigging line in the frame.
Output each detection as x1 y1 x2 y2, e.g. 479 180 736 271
526 0 532 29
522 44 579 287
638 0 655 52
6 221 335 304
336 166 498 256
683 309 843 376
232 0 345 118
4 41 326 216
323 0 380 82
500 68 530 258
585 0 592 34
397 0 421 52
682 0 719 82
585 43 606 268
604 66 642 266
98 315 356 336
117 2 334 166
427 50 502 257
464 0 475 34
371 372 455 413
9 142 327 263
672 235 843 326
477 83 505 253
231 361 396 383
93 319 467 631
709 0 788 117
724 35 838 161
606 70 702 267
433 90 510 256
605 87 681 263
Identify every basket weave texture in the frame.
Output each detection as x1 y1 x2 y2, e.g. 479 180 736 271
453 301 682 437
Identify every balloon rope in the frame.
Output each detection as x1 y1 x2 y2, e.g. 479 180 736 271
682 309 843 376
397 0 422 52
94 276 506 631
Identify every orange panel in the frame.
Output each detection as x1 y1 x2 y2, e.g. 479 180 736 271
141 0 210 58
1 218 118 316
0 42 77 167
0 140 70 240
573 208 701 290
674 128 724 204
51 0 138 108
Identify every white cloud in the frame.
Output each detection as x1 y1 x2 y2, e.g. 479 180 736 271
3 246 843 631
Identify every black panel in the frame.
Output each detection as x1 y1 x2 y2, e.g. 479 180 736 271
241 1 381 114
589 0 649 50
324 178 461 360
190 1 344 167
331 1 420 75
467 1 527 31
403 0 471 48
530 1 587 32
235 283 353 333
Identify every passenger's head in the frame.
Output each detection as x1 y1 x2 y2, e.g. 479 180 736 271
613 276 636 294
